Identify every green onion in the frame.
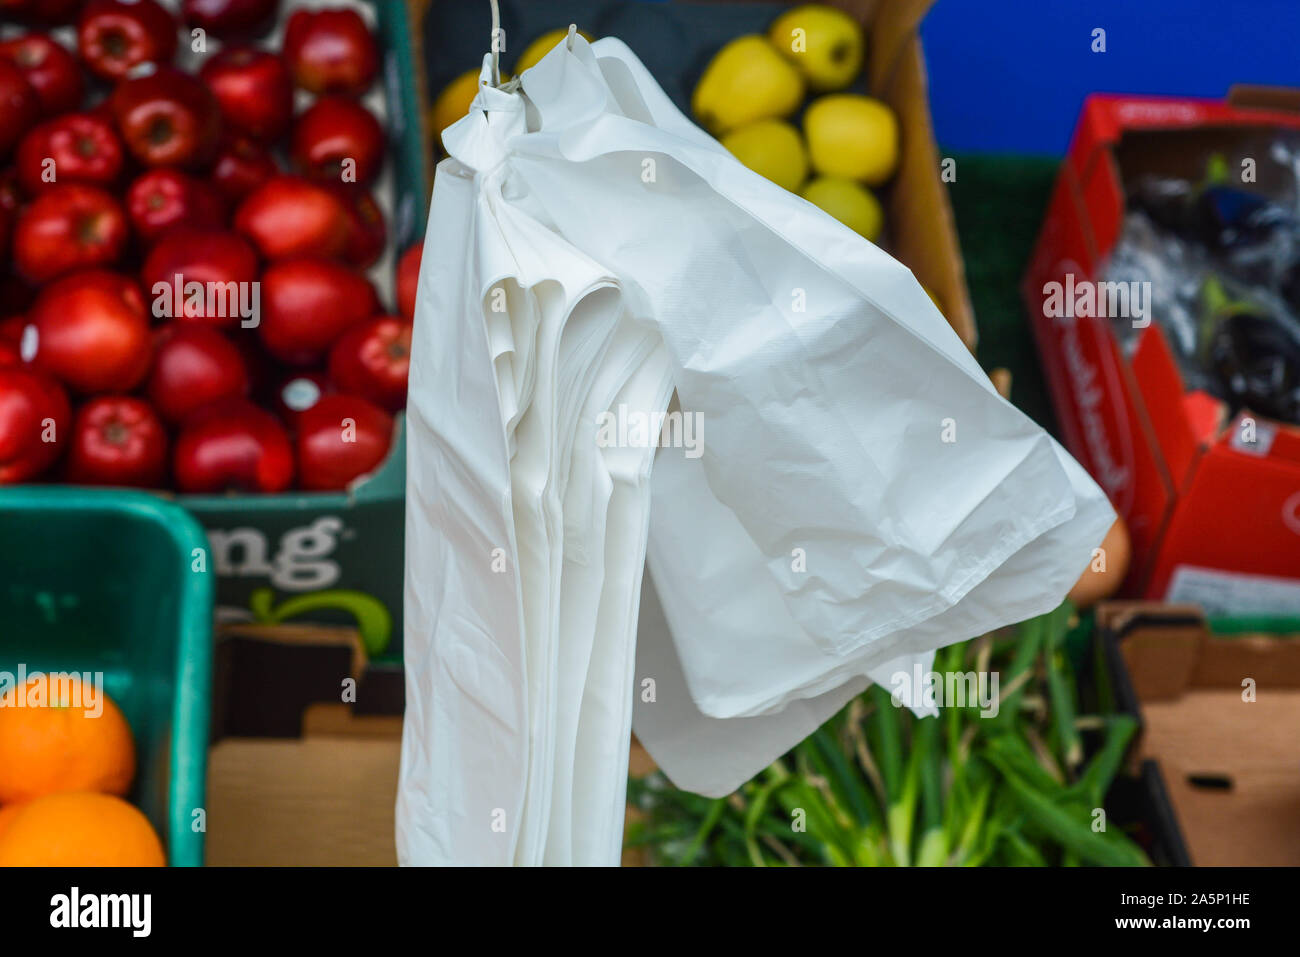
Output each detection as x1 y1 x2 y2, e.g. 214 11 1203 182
869 684 904 803
999 769 1150 867
1069 715 1140 807
677 798 727 866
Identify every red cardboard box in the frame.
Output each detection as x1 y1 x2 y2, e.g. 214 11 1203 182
1024 91 1300 611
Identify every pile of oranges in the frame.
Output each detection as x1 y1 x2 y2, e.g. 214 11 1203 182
0 674 165 866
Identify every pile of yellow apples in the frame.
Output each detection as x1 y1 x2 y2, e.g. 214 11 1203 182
694 4 898 243
429 7 897 244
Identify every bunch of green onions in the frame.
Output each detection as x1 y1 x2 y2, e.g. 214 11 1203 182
626 602 1150 866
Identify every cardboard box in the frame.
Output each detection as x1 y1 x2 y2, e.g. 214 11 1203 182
422 0 976 350
205 622 399 866
1024 91 1300 608
1097 603 1300 866
206 706 402 867
205 624 653 865
206 710 653 866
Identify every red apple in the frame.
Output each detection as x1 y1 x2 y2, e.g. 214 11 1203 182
0 318 22 368
0 314 25 366
328 316 410 412
111 66 220 168
283 8 378 96
141 226 259 328
67 395 167 486
0 59 40 159
126 167 227 242
259 257 377 364
234 174 350 260
147 324 249 423
296 393 392 491
77 0 177 82
0 314 26 345
396 241 422 320
331 184 385 268
15 113 125 193
182 0 279 38
25 269 151 394
173 396 292 493
211 134 277 200
0 365 71 483
13 183 127 282
199 45 293 144
0 34 85 116
291 96 383 184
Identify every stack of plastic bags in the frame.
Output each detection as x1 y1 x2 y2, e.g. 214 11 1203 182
397 35 1115 866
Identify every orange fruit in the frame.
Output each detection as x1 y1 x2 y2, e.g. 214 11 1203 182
0 804 21 843
0 675 136 804
0 792 164 867
1068 516 1132 609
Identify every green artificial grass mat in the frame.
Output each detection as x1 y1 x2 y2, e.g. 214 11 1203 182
947 152 1063 437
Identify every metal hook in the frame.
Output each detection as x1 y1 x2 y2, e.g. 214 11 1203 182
488 0 502 88
486 1 571 95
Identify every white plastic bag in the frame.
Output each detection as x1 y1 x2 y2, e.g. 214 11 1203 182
398 35 1115 866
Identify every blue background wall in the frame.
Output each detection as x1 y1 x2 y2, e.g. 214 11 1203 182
920 0 1300 155
627 0 1300 153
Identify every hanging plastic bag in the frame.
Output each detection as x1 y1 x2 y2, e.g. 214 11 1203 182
398 34 1115 866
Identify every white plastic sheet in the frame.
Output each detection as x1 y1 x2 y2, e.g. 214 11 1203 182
398 35 1115 866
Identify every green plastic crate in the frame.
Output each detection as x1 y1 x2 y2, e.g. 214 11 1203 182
0 488 213 867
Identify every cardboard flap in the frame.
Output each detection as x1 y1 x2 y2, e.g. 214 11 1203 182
882 32 976 348
1193 631 1300 688
1096 601 1204 634
1120 624 1204 701
851 0 936 94
1227 84 1300 113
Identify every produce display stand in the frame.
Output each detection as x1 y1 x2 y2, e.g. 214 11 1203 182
16 0 1281 877
189 0 983 864
0 488 213 867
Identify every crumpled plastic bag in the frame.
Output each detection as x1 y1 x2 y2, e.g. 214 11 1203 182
398 35 1115 867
